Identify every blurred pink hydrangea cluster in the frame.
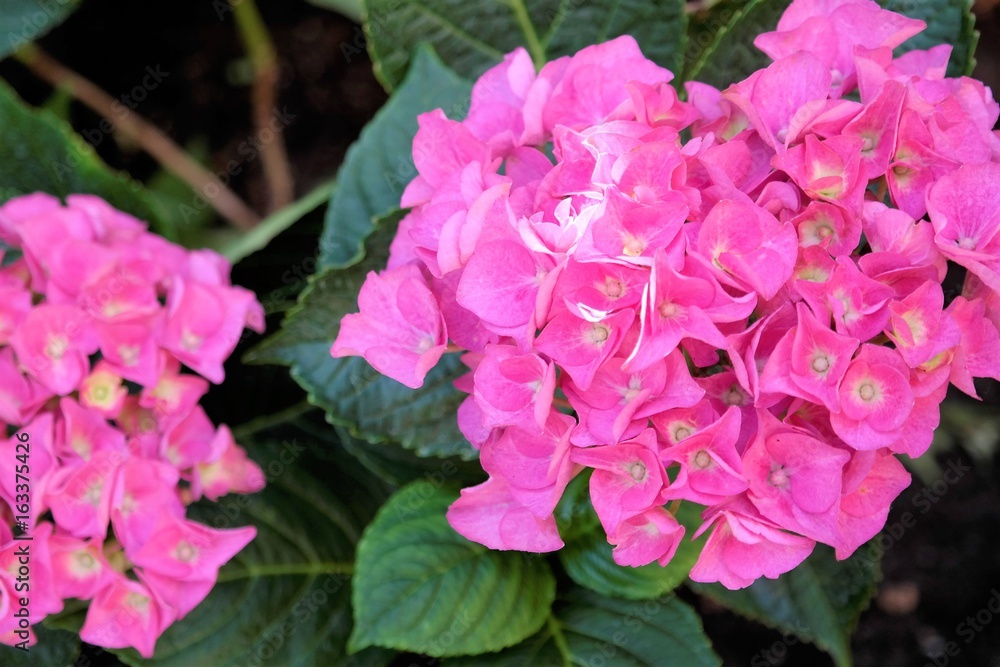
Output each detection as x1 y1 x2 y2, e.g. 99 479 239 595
333 0 1000 589
0 194 265 655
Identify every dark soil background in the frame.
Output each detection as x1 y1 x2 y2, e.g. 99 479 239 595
2 1 1000 665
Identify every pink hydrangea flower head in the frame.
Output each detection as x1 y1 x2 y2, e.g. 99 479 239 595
330 3 1000 591
0 194 264 649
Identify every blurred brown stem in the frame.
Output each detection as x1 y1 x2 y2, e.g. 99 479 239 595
231 0 295 212
14 44 261 230
685 0 725 13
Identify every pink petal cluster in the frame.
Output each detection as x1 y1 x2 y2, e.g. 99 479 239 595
333 0 1000 589
0 194 265 655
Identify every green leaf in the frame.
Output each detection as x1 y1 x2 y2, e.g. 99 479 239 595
304 0 364 23
363 0 688 90
448 588 721 666
685 0 787 88
48 439 394 666
0 624 80 666
40 86 74 121
350 482 556 656
247 214 478 461
0 0 80 59
0 80 167 232
335 425 486 488
560 501 707 600
318 46 471 269
554 468 600 542
879 0 977 77
690 543 881 667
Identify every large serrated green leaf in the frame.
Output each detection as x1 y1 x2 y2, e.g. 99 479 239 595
879 0 977 77
560 501 707 600
0 624 80 666
0 80 167 232
690 543 881 667
247 216 478 461
0 0 80 59
47 439 394 667
349 482 556 656
363 0 687 90
448 588 721 667
318 46 471 269
685 0 788 88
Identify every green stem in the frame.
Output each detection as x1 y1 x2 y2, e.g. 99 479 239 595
14 44 261 230
547 615 573 667
221 178 336 263
231 0 275 72
508 0 546 68
232 399 316 440
230 0 295 211
216 561 354 583
686 0 726 12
